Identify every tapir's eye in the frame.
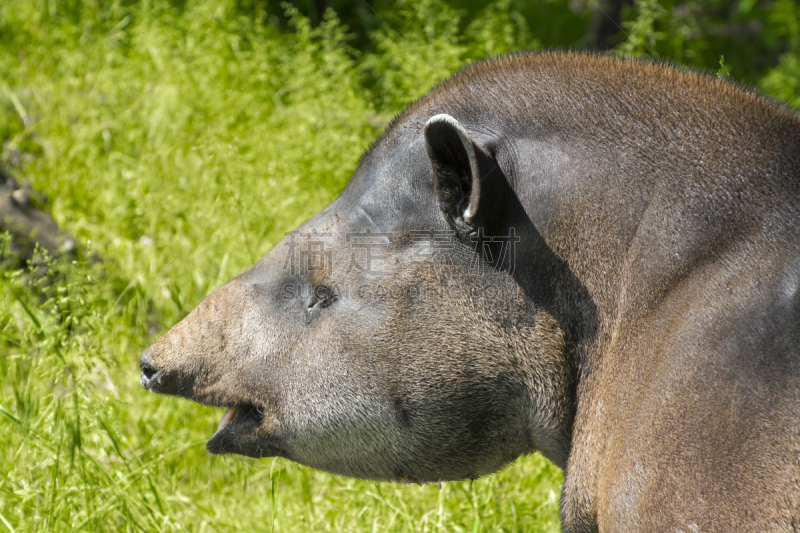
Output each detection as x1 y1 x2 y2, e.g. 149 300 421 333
312 284 337 309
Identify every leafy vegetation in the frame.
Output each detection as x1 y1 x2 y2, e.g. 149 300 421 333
1 0 799 531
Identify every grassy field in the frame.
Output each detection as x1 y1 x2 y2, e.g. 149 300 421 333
1 0 799 531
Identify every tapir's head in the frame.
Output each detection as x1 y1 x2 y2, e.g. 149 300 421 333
140 113 573 482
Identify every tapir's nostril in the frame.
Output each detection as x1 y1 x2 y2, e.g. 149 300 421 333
139 356 159 390
141 363 157 380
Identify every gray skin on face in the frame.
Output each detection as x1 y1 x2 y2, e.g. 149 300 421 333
141 52 800 532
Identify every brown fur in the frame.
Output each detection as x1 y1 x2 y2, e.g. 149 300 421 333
143 52 800 532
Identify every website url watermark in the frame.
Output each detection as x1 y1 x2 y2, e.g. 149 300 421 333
281 227 520 277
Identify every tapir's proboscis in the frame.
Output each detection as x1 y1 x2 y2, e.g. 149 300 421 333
140 52 800 532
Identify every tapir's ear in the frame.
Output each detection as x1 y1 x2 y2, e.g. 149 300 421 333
424 114 482 234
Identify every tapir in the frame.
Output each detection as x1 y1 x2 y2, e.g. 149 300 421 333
140 52 800 532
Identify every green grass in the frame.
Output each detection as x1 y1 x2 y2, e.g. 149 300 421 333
2 0 800 530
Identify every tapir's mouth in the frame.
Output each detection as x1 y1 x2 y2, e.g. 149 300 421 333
207 402 263 444
214 403 262 433
205 402 287 459
217 405 241 431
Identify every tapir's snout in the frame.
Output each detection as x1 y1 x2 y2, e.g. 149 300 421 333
139 349 195 396
139 272 292 459
138 276 249 403
138 334 201 399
